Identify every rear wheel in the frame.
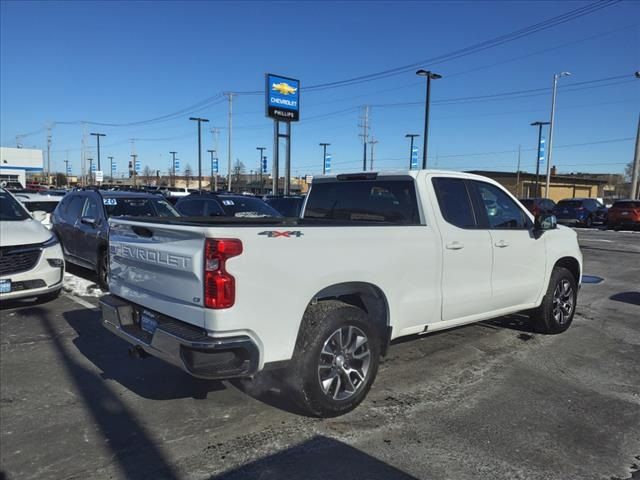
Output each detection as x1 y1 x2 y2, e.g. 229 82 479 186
287 300 381 417
530 267 577 334
585 216 593 228
97 249 109 291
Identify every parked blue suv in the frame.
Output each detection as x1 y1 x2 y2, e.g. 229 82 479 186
52 189 179 288
553 198 607 228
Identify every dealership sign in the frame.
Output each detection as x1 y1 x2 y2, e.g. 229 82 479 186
265 74 300 122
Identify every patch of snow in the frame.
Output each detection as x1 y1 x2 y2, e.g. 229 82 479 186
62 273 104 298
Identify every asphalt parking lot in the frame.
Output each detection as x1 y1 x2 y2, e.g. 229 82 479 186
1 228 639 480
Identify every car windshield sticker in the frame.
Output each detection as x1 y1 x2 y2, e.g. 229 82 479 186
222 200 235 206
103 198 117 205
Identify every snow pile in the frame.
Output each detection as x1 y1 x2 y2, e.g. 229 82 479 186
62 273 104 298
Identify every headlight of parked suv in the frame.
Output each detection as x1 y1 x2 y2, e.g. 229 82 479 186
42 234 59 248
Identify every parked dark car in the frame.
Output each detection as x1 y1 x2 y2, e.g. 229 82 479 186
51 189 179 288
175 192 282 218
607 200 640 230
518 197 556 217
263 195 305 217
553 198 607 227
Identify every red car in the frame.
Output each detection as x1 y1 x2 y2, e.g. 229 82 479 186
607 200 640 230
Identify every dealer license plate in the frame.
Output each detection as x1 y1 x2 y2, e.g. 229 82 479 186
140 311 158 334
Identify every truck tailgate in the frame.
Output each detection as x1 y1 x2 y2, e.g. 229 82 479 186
108 220 206 327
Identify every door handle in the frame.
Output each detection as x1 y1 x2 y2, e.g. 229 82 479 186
494 240 509 248
446 241 464 250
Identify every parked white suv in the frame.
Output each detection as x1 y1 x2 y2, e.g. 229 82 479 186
100 170 582 416
0 188 65 302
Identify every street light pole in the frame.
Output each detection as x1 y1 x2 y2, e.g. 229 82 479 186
108 156 114 182
90 133 106 171
416 70 442 169
545 72 571 196
88 158 94 185
531 121 550 196
369 138 378 170
405 134 420 170
630 72 640 200
257 147 266 194
319 143 330 175
189 117 210 191
207 149 216 191
170 151 177 187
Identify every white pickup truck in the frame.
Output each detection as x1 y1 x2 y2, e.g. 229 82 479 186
100 170 582 417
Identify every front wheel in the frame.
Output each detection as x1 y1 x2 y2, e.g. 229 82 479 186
287 300 381 417
530 267 578 334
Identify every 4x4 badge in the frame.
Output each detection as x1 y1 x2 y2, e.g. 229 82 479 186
258 231 303 238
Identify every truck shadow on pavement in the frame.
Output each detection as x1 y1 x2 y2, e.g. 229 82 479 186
36 308 180 480
209 435 419 480
481 313 537 333
63 308 226 401
610 291 640 306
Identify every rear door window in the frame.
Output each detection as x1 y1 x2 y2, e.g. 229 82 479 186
305 180 420 224
432 178 476 228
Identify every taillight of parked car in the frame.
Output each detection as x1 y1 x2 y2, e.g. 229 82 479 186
204 238 243 309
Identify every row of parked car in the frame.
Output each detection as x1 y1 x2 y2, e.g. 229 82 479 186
518 196 640 230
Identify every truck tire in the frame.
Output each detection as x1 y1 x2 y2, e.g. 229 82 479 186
287 300 381 417
530 267 577 334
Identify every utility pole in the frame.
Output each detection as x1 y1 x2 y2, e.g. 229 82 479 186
359 106 369 171
46 126 52 184
225 93 234 191
545 71 571 196
631 113 640 200
531 121 550 197
416 70 442 169
189 117 209 191
257 147 266 194
405 134 420 170
90 132 106 172
170 151 177 187
319 143 330 175
64 154 70 186
515 145 521 197
369 138 378 170
108 156 114 182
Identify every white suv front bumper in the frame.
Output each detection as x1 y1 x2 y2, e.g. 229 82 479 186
0 242 65 301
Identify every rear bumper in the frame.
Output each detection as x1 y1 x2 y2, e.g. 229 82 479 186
99 294 259 380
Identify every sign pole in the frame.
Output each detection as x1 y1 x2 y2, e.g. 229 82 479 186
273 120 279 195
285 122 291 195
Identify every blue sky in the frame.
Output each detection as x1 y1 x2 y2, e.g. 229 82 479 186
1 0 638 179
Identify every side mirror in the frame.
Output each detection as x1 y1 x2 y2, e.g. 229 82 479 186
80 216 97 227
32 210 47 222
535 213 557 232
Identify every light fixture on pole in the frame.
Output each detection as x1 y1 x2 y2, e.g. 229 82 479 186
531 121 550 196
545 71 571 196
90 132 105 172
416 70 441 169
405 134 420 170
319 143 330 175
189 117 210 191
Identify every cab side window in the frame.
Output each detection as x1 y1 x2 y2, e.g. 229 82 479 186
473 181 529 229
432 177 477 229
82 196 100 219
66 196 86 221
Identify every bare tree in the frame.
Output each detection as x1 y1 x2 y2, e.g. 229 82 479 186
142 165 153 185
233 159 245 191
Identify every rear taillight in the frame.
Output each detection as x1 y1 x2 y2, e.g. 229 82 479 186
204 238 243 309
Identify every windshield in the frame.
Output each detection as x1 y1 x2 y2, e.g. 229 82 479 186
20 200 60 213
0 190 31 221
557 200 582 208
219 197 282 218
612 201 640 209
265 197 304 217
104 197 180 217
